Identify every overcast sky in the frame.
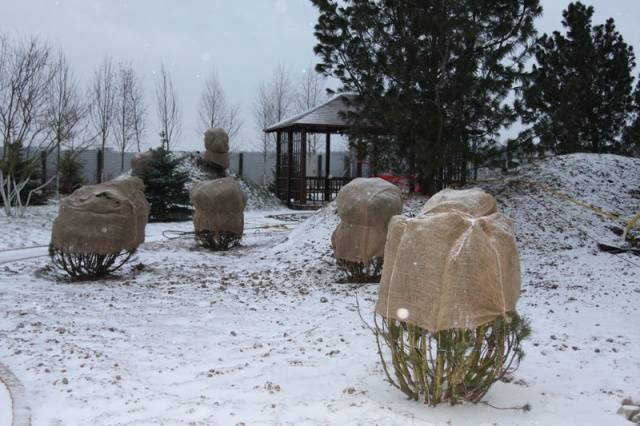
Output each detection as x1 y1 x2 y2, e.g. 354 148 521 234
2 0 639 151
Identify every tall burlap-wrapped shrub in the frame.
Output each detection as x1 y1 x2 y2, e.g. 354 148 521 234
331 178 402 282
201 128 229 177
374 188 530 406
50 177 150 279
131 151 153 177
191 177 247 250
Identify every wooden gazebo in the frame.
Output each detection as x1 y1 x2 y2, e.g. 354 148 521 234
264 93 357 208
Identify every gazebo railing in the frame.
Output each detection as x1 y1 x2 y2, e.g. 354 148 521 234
305 176 352 204
280 176 352 206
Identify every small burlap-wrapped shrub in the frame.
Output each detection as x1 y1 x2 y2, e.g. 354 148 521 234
201 127 230 176
50 177 150 279
374 188 530 406
191 177 247 250
331 178 402 282
131 151 153 177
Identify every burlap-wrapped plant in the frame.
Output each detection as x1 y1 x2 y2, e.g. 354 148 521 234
191 177 247 250
331 177 402 282
131 151 153 177
374 188 530 406
201 127 230 176
49 177 150 279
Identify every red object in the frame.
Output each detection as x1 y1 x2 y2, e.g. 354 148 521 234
376 173 422 193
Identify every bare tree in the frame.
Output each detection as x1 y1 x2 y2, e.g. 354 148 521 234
271 64 293 125
130 71 146 153
0 36 55 215
114 62 136 172
155 63 181 150
0 36 53 174
254 82 275 185
0 34 8 93
296 63 326 113
46 51 87 195
225 104 242 143
253 64 293 184
296 63 326 153
197 69 243 139
198 70 224 131
89 56 116 183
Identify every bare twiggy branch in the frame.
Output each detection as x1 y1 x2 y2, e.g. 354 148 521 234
253 64 293 184
46 50 87 195
89 55 116 183
197 69 243 140
155 63 182 150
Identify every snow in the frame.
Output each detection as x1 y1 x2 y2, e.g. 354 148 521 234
0 203 59 251
176 152 284 211
0 153 638 425
0 380 11 426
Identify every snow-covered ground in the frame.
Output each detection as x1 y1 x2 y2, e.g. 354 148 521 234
0 153 638 425
0 380 11 426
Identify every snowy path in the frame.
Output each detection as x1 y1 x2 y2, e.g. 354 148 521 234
0 246 49 265
0 360 31 426
0 380 11 426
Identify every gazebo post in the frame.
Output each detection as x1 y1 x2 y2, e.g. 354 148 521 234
287 129 293 205
275 131 281 196
324 132 331 202
263 94 370 207
300 130 307 204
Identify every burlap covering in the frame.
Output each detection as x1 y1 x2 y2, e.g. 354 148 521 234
201 127 230 169
420 187 497 217
131 151 153 177
202 150 230 170
375 188 521 331
191 177 247 235
51 177 150 255
331 178 402 263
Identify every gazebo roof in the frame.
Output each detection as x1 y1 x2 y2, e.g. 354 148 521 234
264 93 357 133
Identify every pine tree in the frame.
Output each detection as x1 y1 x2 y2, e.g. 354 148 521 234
0 143 50 205
137 147 191 222
517 2 636 154
311 0 541 193
58 151 85 195
623 77 640 154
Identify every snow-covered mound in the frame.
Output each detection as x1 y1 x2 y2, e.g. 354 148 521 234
478 153 640 253
177 152 283 210
518 154 638 215
279 153 639 277
273 194 426 262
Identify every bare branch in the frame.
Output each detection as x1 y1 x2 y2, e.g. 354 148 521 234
114 62 136 172
197 69 243 139
130 71 147 153
46 50 86 194
155 63 182 150
296 63 327 152
0 36 54 179
89 55 116 182
252 64 293 185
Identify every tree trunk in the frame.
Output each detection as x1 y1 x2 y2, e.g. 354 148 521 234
56 136 61 198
